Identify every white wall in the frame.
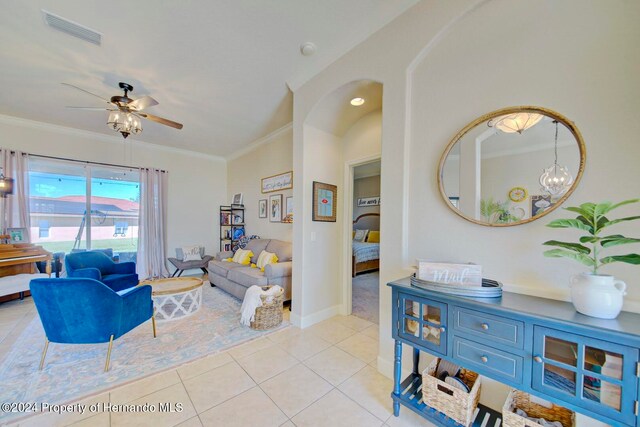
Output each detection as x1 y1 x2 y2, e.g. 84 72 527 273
343 110 383 163
227 126 293 243
293 1 639 423
0 115 227 261
295 124 343 322
353 176 380 220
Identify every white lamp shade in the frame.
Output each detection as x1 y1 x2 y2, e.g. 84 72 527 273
491 113 544 134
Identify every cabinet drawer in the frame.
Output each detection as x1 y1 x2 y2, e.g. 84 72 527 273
453 307 524 349
453 337 523 384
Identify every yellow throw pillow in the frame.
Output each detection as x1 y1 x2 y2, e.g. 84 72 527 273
232 249 253 265
256 250 278 271
367 231 380 243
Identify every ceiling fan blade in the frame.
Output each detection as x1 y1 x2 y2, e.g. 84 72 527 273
61 83 111 103
136 112 183 130
128 96 159 111
65 106 115 111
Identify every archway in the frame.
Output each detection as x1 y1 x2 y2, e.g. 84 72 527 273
293 79 383 327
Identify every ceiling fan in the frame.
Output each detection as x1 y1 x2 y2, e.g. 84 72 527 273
62 82 183 139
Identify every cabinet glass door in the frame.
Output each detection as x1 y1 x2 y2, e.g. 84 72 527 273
398 293 447 355
532 327 637 425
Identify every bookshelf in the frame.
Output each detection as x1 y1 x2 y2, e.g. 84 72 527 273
219 204 245 252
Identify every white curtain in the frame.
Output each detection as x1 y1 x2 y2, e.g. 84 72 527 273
137 168 169 279
1 149 30 241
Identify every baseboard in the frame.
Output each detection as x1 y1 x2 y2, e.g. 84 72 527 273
376 355 394 379
292 304 341 329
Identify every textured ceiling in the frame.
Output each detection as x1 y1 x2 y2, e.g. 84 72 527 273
0 0 417 157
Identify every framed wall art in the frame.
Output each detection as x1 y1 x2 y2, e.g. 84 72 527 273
7 227 27 243
232 193 243 205
259 199 267 218
531 195 554 217
356 196 380 207
312 181 337 222
261 171 293 193
269 194 283 222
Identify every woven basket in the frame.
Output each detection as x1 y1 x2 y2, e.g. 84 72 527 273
503 389 575 427
422 358 481 427
250 286 284 330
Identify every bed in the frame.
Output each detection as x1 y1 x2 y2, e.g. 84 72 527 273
352 213 380 277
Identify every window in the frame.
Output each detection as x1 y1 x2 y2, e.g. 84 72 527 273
38 220 50 238
29 158 140 262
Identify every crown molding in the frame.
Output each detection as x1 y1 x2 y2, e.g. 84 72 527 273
0 114 226 163
225 122 293 161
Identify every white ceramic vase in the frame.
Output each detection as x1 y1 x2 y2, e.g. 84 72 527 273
569 273 627 319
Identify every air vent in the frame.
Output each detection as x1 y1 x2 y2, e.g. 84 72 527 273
42 10 102 45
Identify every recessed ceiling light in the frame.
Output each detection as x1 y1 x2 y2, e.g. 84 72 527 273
350 97 365 106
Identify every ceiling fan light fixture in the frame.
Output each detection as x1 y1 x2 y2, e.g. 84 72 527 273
108 111 142 139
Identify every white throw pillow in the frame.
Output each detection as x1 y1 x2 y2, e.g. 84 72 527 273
353 229 368 242
182 245 202 262
256 250 278 271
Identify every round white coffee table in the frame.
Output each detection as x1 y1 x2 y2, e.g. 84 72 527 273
139 277 203 322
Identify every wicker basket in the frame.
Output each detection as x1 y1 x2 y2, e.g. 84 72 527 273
250 286 284 330
422 358 481 427
503 389 575 427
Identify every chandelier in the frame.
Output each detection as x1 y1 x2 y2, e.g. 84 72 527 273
539 120 573 196
107 111 142 139
488 112 543 134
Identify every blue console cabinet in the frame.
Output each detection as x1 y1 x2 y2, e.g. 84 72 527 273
388 277 640 427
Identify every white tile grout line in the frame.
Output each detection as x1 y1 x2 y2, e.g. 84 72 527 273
175 369 200 427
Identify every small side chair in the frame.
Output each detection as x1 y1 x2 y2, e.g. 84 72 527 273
167 246 213 277
29 278 156 372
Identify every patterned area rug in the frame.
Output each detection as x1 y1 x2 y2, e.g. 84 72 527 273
352 272 379 324
0 283 288 423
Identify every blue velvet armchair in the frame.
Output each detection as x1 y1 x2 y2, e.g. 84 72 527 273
29 278 155 372
65 251 138 292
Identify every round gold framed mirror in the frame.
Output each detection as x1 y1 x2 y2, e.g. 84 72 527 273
438 106 586 227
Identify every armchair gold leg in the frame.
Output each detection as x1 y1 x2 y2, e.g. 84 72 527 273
39 338 49 370
104 335 114 372
151 313 157 338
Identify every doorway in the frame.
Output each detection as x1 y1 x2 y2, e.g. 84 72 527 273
349 160 381 324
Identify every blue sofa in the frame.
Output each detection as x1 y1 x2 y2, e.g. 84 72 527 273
65 250 138 292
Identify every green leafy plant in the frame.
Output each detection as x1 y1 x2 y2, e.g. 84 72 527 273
543 199 640 274
480 198 519 224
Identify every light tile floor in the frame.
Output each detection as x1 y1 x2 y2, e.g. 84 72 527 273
0 298 435 427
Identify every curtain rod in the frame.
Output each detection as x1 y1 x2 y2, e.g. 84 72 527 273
7 151 168 173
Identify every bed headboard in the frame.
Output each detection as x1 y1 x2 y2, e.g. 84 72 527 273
353 213 380 231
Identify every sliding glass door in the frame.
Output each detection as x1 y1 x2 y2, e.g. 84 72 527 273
29 158 140 262
89 166 140 262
